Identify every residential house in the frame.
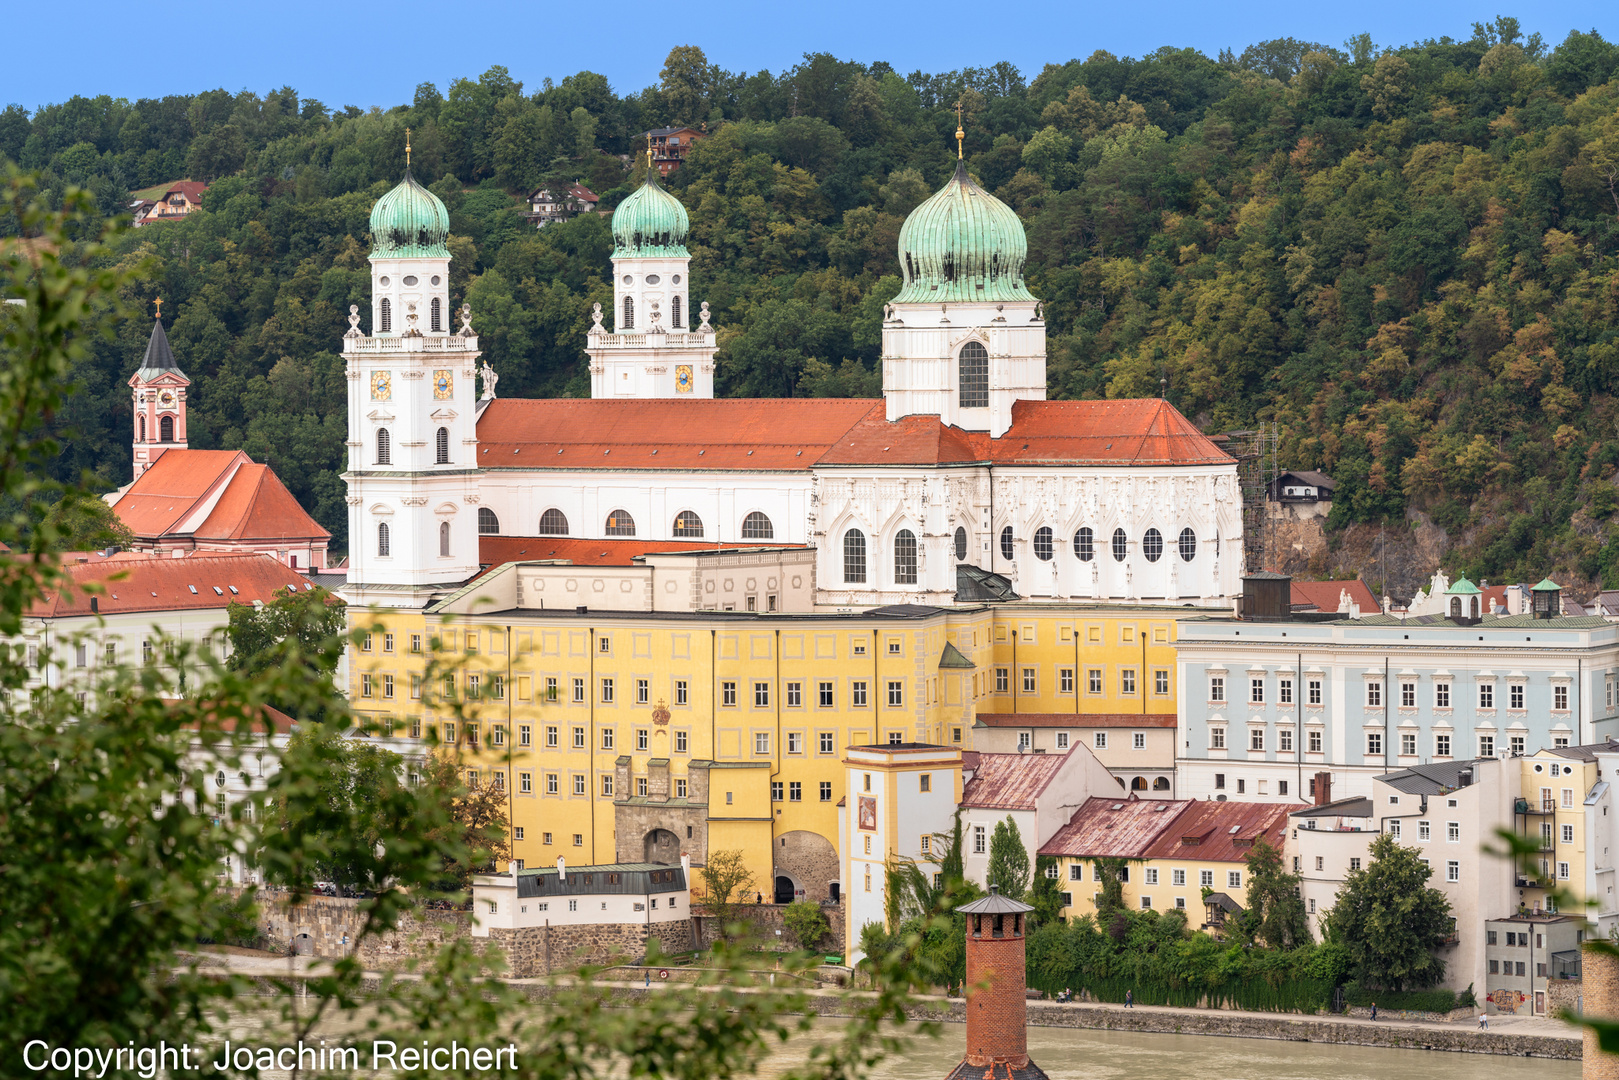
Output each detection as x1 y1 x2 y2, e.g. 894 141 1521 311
1484 913 1586 1016
526 183 599 227
639 127 705 176
970 712 1176 796
958 747 1117 891
472 858 690 932
133 181 207 226
1266 470 1334 520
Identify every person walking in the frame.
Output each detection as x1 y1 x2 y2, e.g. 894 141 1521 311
1478 1011 1488 1030
1369 1002 1378 1021
1125 989 1134 1009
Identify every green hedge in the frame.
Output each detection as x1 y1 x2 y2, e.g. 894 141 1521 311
1028 972 1334 1013
1340 983 1475 1012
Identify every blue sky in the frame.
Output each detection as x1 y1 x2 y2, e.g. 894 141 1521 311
3 0 1614 110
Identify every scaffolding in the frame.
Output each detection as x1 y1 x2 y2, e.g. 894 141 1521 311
1224 424 1279 576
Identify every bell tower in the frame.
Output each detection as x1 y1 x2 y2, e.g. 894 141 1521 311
130 301 190 478
950 889 1046 1080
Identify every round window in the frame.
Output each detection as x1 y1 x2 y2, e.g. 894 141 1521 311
646 274 661 285
954 526 967 561
402 275 419 286
1033 527 1054 561
999 526 1014 561
622 275 633 285
379 276 390 287
430 275 441 286
672 274 682 284
1111 528 1128 562
1143 528 1163 562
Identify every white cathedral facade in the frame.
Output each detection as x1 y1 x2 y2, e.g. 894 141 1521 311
342 160 1244 611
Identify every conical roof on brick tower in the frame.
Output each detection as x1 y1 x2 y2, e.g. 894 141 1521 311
135 317 186 382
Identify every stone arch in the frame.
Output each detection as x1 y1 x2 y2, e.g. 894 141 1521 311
775 830 839 902
644 828 680 865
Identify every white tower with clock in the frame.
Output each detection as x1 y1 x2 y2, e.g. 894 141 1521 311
130 307 190 478
343 168 483 608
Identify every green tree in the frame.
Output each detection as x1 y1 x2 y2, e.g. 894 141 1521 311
1091 856 1127 918
986 815 1030 901
1029 855 1063 926
783 900 831 951
225 585 345 681
661 45 714 127
699 848 759 928
1241 839 1312 949
1324 834 1452 990
36 490 134 551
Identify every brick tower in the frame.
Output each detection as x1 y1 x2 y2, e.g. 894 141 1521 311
950 888 1046 1080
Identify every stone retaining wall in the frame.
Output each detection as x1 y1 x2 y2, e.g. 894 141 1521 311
693 902 845 953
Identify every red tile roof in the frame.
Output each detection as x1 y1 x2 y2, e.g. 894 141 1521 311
478 536 785 567
29 553 322 618
111 450 327 543
1141 801 1293 864
475 397 1232 472
476 399 883 471
1291 579 1378 613
192 463 330 542
164 181 208 203
976 712 1177 729
1038 797 1192 858
961 752 1072 811
113 450 248 536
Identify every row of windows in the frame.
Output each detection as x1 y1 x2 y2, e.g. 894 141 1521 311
1213 674 1572 712
136 414 177 443
375 521 456 558
377 296 444 333
620 294 685 330
1208 728 1569 758
1053 862 1241 890
530 508 773 539
989 665 1170 697
937 526 1203 571
375 426 452 465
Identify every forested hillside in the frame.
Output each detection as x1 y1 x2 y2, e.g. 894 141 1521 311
4 19 1619 590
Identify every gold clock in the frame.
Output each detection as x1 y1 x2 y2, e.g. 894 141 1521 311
157 390 176 407
370 370 391 401
433 369 453 399
675 365 694 393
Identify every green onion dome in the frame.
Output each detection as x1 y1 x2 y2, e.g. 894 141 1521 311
369 173 451 258
611 175 689 257
893 161 1033 304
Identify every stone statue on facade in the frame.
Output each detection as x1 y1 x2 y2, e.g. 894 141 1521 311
480 361 499 400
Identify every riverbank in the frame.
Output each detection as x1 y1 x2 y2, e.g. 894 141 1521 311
193 950 1582 1060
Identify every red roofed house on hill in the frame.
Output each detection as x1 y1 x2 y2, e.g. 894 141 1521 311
343 151 1245 611
133 180 207 226
111 315 330 572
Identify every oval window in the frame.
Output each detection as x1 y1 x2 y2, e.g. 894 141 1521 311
622 275 633 285
402 275 419 286
1179 528 1197 562
646 274 661 284
1074 528 1094 562
954 526 967 561
431 275 441 286
672 274 682 284
379 276 390 287
1033 527 1054 561
1111 528 1128 562
999 526 1014 561
1143 528 1163 562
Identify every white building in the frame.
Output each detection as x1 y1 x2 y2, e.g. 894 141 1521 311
472 858 690 933
958 747 1118 889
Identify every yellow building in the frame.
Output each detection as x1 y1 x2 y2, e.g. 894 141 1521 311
1517 747 1597 915
346 557 1216 905
1039 797 1291 929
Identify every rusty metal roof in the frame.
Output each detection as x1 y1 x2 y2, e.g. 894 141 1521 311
976 712 1176 729
1141 801 1293 863
1037 797 1192 858
961 752 1070 811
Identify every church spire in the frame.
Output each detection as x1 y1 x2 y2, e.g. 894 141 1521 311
129 302 191 478
135 306 184 380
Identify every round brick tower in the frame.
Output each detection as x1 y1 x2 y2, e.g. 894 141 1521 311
949 888 1047 1080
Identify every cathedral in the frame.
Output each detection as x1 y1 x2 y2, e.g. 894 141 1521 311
341 150 1243 611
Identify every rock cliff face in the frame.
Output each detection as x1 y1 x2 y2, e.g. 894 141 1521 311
1267 508 1448 606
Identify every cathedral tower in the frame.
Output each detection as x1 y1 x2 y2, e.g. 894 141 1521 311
882 156 1044 438
586 169 717 397
130 309 190 478
343 165 483 607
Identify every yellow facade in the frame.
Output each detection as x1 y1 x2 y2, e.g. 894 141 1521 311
1519 751 1595 914
1050 853 1255 923
345 570 1202 900
974 615 1180 715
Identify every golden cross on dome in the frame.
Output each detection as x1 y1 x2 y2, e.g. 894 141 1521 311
405 127 412 168
647 132 655 173
955 98 965 159
153 297 162 319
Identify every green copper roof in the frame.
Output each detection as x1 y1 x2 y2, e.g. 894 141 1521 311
893 161 1033 304
369 173 451 258
1532 578 1563 592
1446 576 1481 595
611 175 689 257
938 641 976 669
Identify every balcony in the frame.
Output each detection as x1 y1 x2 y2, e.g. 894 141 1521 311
1515 799 1555 815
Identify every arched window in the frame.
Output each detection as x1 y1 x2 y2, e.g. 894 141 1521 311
430 296 442 332
1033 526 1054 561
954 526 967 561
1111 528 1128 562
435 427 450 464
1131 777 1148 791
671 295 683 328
1153 777 1171 791
439 521 450 557
377 522 390 557
605 509 636 536
622 295 635 329
741 511 774 539
379 297 391 332
843 530 867 583
478 507 500 534
1450 596 1462 618
539 509 569 535
894 530 917 584
999 526 1014 561
376 427 391 465
138 415 146 443
673 510 703 537
159 415 174 443
1179 528 1197 562
958 340 989 409
1074 527 1094 562
1143 528 1163 562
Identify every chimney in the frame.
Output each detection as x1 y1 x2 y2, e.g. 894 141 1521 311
556 856 566 882
508 861 518 876
1314 771 1332 807
953 887 1044 1076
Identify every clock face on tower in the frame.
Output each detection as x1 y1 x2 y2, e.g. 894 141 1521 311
433 370 453 400
370 370 392 401
157 390 176 407
675 365 694 393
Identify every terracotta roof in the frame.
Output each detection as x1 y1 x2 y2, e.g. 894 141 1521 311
1141 801 1292 864
1038 797 1192 858
111 450 326 543
192 463 330 542
475 399 883 471
478 536 777 568
961 752 1071 811
976 712 1177 729
816 399 1233 467
28 553 322 618
1290 579 1378 613
163 180 208 203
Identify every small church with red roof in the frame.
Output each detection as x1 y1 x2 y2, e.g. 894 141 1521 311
343 141 1245 609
